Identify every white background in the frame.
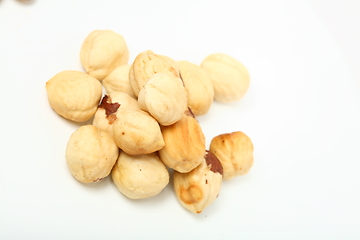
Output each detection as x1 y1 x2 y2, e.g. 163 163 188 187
1 0 360 239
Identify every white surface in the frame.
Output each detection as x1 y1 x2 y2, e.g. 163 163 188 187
1 0 360 239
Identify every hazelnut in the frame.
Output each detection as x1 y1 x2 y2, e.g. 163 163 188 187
173 151 223 214
80 30 129 80
45 70 102 122
129 50 180 97
111 151 169 199
65 125 119 183
138 73 188 126
177 61 214 116
102 64 136 98
158 114 206 173
209 131 254 180
200 53 250 102
92 92 140 135
112 109 165 155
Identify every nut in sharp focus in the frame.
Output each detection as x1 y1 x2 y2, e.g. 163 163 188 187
129 50 180 97
158 114 206 173
80 30 129 80
111 151 169 199
92 92 140 135
45 70 102 122
209 131 254 181
200 53 250 102
173 151 223 214
112 109 165 155
65 125 119 183
138 73 188 126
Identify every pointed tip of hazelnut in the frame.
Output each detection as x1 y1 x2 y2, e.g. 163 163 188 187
205 150 223 175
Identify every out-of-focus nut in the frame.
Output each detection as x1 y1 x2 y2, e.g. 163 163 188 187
65 125 119 183
111 151 169 199
173 151 223 214
209 131 254 180
80 30 129 80
45 70 102 122
102 64 136 98
112 109 165 155
158 114 205 173
92 92 140 135
200 53 250 102
129 50 180 97
138 73 188 126
177 61 214 116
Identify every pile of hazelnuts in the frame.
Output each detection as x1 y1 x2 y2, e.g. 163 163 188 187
45 30 254 214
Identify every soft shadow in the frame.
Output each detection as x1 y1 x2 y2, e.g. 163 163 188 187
15 0 37 5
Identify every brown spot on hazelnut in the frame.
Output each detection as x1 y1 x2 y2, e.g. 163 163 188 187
179 184 203 205
205 150 223 175
184 107 196 118
98 95 121 124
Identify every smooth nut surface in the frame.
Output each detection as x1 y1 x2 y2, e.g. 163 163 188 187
112 109 165 155
129 50 180 97
138 73 188 126
102 64 136 98
158 114 206 173
178 61 214 116
92 92 140 135
201 53 250 102
80 30 129 80
173 151 223 214
209 131 254 180
45 70 102 122
65 125 119 183
111 151 169 199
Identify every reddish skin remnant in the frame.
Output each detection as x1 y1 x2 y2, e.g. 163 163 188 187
98 95 120 124
205 150 223 175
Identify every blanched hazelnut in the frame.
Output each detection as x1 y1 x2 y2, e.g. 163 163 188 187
80 30 129 80
200 53 250 102
174 151 223 214
209 131 254 180
65 125 119 183
111 151 169 199
158 114 206 173
102 64 136 98
92 92 140 135
129 50 180 97
138 73 188 126
45 70 102 122
177 61 214 116
112 109 165 155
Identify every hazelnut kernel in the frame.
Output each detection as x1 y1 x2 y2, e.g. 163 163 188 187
201 53 250 102
209 131 254 180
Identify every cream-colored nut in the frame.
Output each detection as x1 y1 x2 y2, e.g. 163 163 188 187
80 30 129 80
102 64 136 98
129 50 180 97
200 53 250 102
112 109 165 155
92 92 140 135
65 125 119 183
45 70 102 122
209 131 254 181
174 151 223 214
138 73 188 126
177 61 214 116
158 114 206 173
111 151 169 199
